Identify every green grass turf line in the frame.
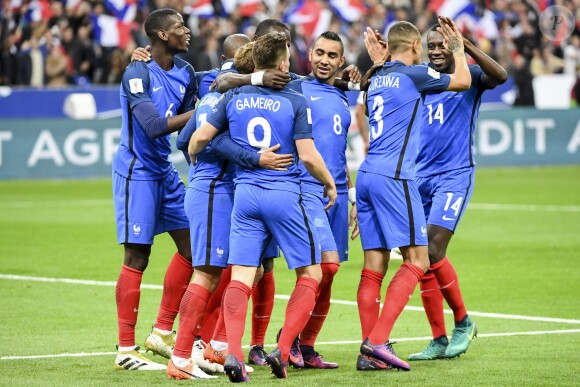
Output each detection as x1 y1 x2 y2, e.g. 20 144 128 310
0 166 579 385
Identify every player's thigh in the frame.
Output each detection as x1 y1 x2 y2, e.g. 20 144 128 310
301 192 338 254
427 167 475 232
416 174 435 222
263 190 321 270
356 171 389 251
327 192 349 262
157 170 189 235
113 172 159 245
185 187 233 269
367 175 427 249
229 184 270 268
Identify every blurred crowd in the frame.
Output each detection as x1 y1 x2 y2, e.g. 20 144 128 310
1 0 579 105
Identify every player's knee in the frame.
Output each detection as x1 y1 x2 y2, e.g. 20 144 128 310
262 258 274 273
254 265 264 284
321 261 340 279
428 244 446 264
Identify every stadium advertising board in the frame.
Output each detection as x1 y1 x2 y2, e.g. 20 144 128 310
0 109 579 179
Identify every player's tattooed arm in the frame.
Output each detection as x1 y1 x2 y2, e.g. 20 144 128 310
437 16 471 92
463 38 508 88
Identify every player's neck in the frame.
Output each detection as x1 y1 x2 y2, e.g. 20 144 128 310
390 51 415 66
309 72 335 86
151 47 175 71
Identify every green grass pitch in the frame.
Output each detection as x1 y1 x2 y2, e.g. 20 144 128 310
0 166 579 386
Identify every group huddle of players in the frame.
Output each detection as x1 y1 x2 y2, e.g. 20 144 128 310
110 7 507 383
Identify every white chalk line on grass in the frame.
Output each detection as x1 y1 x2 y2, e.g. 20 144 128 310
2 274 580 325
1 200 580 213
2 329 580 361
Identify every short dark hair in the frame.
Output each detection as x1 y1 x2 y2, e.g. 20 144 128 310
314 31 344 55
253 32 288 70
144 8 179 41
223 34 251 60
255 19 289 39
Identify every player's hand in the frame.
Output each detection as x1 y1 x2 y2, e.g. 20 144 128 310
131 45 151 62
437 16 465 55
258 144 293 171
349 203 360 240
364 26 389 64
342 65 362 84
323 184 337 211
263 69 291 89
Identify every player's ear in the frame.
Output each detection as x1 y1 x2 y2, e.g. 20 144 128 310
308 48 313 62
158 29 168 42
339 55 345 68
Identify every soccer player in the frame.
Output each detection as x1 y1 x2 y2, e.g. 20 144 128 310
407 25 508 361
112 8 196 371
165 35 293 380
188 32 336 382
355 18 471 371
282 31 356 369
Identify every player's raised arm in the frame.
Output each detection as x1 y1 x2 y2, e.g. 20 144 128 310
296 138 337 209
463 38 508 88
437 16 471 92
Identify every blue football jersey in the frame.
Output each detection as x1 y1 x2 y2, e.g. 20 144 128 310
360 61 450 180
196 69 219 99
207 85 312 193
184 91 235 193
113 59 197 180
416 65 490 176
289 76 351 193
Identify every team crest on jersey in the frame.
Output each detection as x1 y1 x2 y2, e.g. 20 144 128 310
216 247 224 257
133 223 141 237
180 85 186 95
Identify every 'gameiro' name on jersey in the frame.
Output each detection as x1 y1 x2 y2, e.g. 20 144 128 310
289 75 351 194
235 96 282 112
206 85 312 194
415 64 492 177
359 60 451 180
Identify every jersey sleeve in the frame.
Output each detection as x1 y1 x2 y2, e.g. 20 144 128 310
287 79 304 94
469 64 490 91
176 116 196 152
206 91 232 132
178 66 198 114
406 65 451 93
292 96 313 140
122 62 152 109
289 72 302 81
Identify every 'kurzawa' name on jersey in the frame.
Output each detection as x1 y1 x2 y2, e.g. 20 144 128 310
235 96 281 112
368 75 400 91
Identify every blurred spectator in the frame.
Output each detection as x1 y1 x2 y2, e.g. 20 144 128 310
103 48 127 85
512 54 535 107
0 0 578 103
45 44 69 87
530 44 565 76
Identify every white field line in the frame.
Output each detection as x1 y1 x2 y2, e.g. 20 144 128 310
2 274 580 325
1 200 580 213
2 329 580 361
